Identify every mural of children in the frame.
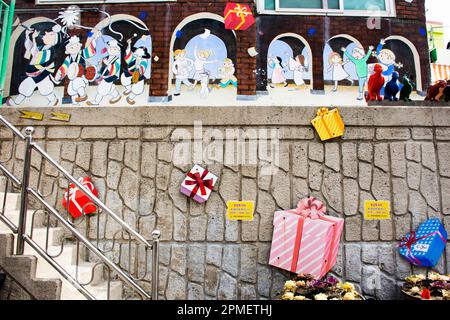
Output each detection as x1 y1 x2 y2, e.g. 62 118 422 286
54 32 98 104
7 25 61 106
217 58 237 89
87 39 121 105
268 56 287 88
327 52 352 92
172 49 194 96
342 45 374 100
121 35 152 105
287 54 308 87
373 39 403 94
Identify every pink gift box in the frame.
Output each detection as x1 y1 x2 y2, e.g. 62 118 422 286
269 198 344 279
180 165 218 203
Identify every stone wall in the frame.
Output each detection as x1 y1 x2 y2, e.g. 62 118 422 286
1 106 450 300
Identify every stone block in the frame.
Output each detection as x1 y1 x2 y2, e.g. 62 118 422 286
81 127 116 139
222 245 239 277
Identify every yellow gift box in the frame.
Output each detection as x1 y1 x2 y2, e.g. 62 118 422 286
311 107 345 141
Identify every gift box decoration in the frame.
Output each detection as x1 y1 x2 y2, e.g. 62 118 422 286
180 165 218 203
399 218 447 267
311 107 345 141
62 177 98 219
224 3 255 31
269 197 344 279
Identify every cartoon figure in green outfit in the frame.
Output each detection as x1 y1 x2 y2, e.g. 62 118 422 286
341 45 374 100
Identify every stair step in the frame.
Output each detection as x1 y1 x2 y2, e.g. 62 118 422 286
0 209 47 234
60 279 123 300
0 192 21 211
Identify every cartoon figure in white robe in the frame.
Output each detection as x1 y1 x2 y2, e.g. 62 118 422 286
287 54 308 87
7 25 61 106
54 32 98 104
192 46 217 93
120 35 152 105
87 39 121 105
172 49 194 96
327 52 353 92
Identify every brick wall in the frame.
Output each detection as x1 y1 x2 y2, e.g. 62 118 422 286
11 0 429 98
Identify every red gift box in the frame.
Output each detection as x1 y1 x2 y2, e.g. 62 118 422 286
224 3 255 31
62 177 98 219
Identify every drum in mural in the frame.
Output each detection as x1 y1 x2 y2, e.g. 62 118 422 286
67 63 84 81
84 65 98 82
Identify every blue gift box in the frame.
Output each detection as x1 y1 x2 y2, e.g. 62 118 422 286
399 218 448 267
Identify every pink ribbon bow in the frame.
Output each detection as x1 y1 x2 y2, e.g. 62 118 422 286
295 197 327 220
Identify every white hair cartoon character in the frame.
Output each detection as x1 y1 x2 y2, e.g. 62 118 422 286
87 39 122 105
120 34 152 105
7 24 62 106
54 31 99 104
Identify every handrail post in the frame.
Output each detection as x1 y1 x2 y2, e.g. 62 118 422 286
16 126 34 255
151 230 160 300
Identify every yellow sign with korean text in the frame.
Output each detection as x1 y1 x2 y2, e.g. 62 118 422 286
364 200 391 220
227 201 254 221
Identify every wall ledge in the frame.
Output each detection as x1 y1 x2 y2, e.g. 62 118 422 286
1 106 450 127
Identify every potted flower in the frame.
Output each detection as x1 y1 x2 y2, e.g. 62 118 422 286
279 274 365 301
401 272 450 300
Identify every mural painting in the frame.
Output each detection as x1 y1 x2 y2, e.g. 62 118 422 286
6 8 152 107
0 1 439 107
267 35 312 92
169 17 237 102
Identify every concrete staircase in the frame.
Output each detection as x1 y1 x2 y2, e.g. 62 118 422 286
0 192 123 300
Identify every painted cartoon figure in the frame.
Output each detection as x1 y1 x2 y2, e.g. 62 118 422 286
54 32 98 104
327 52 352 92
192 46 217 88
7 25 61 106
87 39 122 105
287 54 308 87
373 39 403 93
217 58 237 89
121 35 152 105
268 56 287 87
172 49 194 96
342 45 374 100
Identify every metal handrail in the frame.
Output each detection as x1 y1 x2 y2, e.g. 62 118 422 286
32 143 153 249
0 115 160 300
27 189 151 300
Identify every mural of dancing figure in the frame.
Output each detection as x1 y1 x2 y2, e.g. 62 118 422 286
7 25 62 106
327 52 353 92
87 39 122 105
342 45 374 100
268 56 287 88
373 39 403 95
287 54 308 88
192 46 217 90
121 35 152 105
54 31 99 104
172 49 194 96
